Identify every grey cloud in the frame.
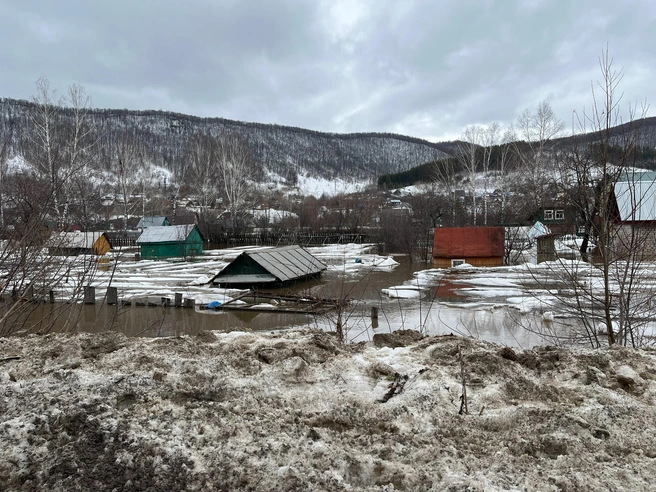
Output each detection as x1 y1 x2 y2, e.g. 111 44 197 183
0 0 654 141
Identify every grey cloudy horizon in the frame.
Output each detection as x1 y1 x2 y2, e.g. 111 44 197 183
1 0 654 142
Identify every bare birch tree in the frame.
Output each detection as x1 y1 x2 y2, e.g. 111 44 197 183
481 122 500 225
457 125 484 225
113 137 147 231
432 157 460 226
26 78 96 228
513 101 564 210
215 135 256 230
183 134 219 220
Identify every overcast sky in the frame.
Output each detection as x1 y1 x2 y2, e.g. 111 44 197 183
1 0 654 141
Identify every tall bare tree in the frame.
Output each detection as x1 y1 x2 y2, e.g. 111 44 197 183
183 134 219 220
113 137 147 231
457 125 484 225
480 122 500 225
534 50 652 347
215 135 256 230
513 101 564 210
26 78 96 228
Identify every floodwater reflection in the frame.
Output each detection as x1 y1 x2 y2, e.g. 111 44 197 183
3 258 562 348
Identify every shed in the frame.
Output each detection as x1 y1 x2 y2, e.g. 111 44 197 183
136 225 203 259
611 176 656 259
137 216 170 229
210 245 327 288
433 227 505 268
47 231 112 256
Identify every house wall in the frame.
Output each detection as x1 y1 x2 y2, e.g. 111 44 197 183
140 229 203 259
432 257 503 268
93 236 112 256
433 227 505 259
612 224 656 260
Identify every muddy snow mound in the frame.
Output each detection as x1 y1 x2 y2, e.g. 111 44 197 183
1 330 656 490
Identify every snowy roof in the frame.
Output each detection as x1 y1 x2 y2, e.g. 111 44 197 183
137 216 169 228
212 245 327 284
136 225 197 243
47 231 108 249
614 180 656 222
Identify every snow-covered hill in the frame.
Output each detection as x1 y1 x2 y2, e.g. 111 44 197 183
0 98 459 185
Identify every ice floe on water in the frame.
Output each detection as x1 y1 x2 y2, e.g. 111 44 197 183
381 286 424 299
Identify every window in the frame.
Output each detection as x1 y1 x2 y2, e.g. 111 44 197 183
555 210 565 220
578 226 586 234
543 209 554 220
451 259 466 267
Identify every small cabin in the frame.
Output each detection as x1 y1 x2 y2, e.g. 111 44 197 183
136 225 203 259
210 245 327 288
433 227 505 268
47 231 112 256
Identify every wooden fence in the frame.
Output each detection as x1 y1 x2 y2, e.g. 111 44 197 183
209 232 370 248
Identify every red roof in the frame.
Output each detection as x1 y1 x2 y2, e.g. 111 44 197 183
433 227 505 258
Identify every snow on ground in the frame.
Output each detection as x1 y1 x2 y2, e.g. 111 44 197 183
251 208 299 223
1 329 655 490
296 175 369 197
17 244 393 308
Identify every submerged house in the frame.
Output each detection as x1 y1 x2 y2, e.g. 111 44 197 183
433 226 505 268
136 225 203 259
210 245 327 288
47 231 112 256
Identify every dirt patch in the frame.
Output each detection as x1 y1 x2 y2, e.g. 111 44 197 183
1 328 656 490
372 329 424 348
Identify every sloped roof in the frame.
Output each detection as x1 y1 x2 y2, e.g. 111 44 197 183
47 231 108 249
137 216 169 228
136 225 198 243
248 246 327 281
433 227 505 259
212 245 327 284
614 180 656 222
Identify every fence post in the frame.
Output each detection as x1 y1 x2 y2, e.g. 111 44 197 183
107 287 118 305
84 286 96 304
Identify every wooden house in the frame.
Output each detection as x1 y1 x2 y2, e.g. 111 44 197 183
528 204 578 236
47 231 112 256
136 225 204 259
611 175 656 259
210 245 327 288
432 227 505 268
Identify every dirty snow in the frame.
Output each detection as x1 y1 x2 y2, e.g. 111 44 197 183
1 329 655 490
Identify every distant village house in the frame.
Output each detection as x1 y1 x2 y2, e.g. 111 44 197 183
136 225 204 259
433 226 505 268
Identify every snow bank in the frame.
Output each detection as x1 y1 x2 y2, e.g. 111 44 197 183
1 330 655 490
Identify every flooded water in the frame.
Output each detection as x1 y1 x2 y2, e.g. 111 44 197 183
2 257 562 348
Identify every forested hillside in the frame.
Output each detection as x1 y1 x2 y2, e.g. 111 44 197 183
379 116 656 188
0 98 459 183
